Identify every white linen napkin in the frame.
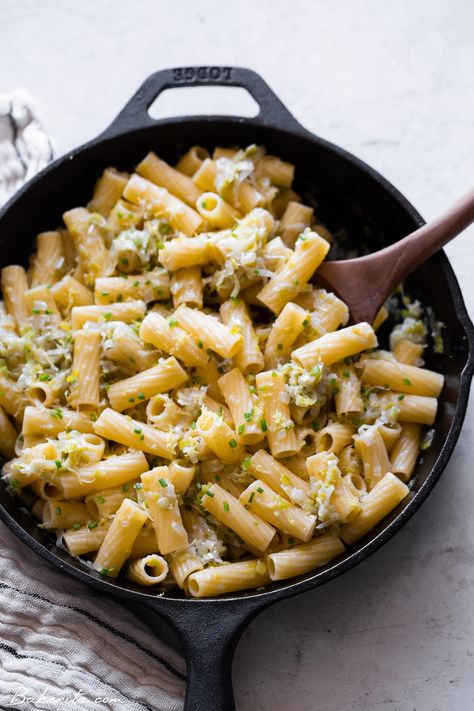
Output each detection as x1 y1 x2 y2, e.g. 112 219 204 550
0 91 186 711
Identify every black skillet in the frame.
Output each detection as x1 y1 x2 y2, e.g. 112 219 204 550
0 67 473 711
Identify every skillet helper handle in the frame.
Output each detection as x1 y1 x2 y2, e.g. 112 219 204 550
149 597 267 711
102 65 301 137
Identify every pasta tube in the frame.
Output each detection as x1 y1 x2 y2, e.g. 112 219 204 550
264 302 309 368
341 473 409 545
123 174 203 236
353 426 391 490
293 322 378 368
200 483 275 553
63 207 114 286
70 330 101 410
137 151 201 206
93 498 148 577
139 311 208 367
220 299 264 374
389 423 421 481
107 357 188 411
361 358 444 397
127 554 169 586
175 305 242 358
88 168 128 215
257 231 330 314
188 560 270 598
266 534 345 581
217 368 264 444
195 407 245 464
94 408 178 460
94 269 170 304
71 300 146 329
141 467 188 555
256 371 298 458
31 231 65 287
240 480 316 541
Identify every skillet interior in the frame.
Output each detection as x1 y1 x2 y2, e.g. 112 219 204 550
0 118 472 603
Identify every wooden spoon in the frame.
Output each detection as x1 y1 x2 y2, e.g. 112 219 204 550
316 187 474 324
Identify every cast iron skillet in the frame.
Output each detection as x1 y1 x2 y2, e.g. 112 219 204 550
0 67 473 711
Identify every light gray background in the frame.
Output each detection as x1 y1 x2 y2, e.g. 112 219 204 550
2 1 473 709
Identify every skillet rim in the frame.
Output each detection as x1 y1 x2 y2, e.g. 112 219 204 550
0 113 473 608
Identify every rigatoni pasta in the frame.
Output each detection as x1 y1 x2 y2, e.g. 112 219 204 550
1 142 444 596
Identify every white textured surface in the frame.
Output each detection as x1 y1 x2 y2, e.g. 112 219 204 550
1 1 473 709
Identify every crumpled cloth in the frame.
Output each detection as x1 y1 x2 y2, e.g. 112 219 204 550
0 91 186 711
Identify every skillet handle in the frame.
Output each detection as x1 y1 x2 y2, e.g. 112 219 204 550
101 66 302 137
147 596 268 711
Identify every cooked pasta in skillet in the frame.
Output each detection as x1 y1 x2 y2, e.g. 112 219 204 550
0 145 443 597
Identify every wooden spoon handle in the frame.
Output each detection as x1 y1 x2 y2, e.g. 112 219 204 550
375 185 474 290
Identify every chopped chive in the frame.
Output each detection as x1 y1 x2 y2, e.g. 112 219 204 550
128 397 135 403
197 340 203 349
214 474 221 482
223 501 230 512
342 369 350 378
72 521 81 530
288 536 295 545
237 424 245 435
88 520 98 530
206 348 213 356
398 394 405 401
133 280 139 287
54 460 62 470
403 378 411 386
55 506 62 515
242 457 251 470
122 483 130 492
116 294 123 302
205 490 215 497
159 478 168 488
248 492 255 503
259 418 268 432
169 318 179 328
137 393 145 400
96 496 106 504
256 486 264 494
277 343 283 351
228 439 238 449
99 567 111 576
244 408 254 422
302 319 309 327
